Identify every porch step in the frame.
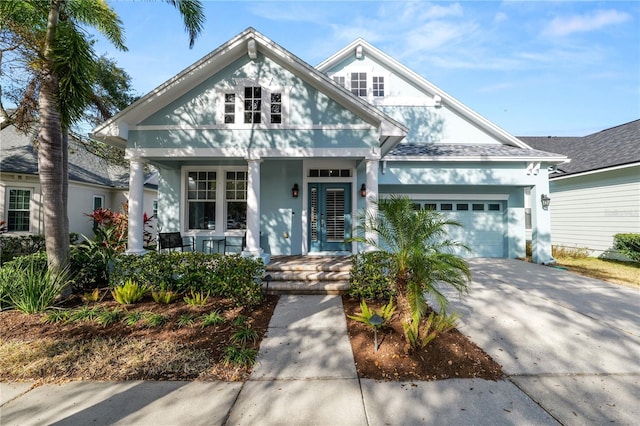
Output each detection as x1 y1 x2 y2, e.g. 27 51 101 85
263 255 352 295
261 280 350 295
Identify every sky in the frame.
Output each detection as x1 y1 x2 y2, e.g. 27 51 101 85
90 0 640 137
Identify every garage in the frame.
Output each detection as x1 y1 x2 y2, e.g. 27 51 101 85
410 200 506 258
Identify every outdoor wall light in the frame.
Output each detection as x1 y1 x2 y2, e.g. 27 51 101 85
360 183 367 197
541 194 551 209
292 183 299 198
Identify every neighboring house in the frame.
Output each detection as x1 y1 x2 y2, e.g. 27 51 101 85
0 124 158 239
521 120 640 259
91 28 566 264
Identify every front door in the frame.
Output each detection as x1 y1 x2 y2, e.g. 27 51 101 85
308 183 351 252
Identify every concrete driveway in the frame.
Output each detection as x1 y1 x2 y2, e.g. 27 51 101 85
445 258 640 425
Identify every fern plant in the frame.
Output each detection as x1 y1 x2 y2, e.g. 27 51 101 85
184 290 209 306
81 288 101 303
348 299 396 328
403 311 460 349
151 289 178 304
111 279 148 304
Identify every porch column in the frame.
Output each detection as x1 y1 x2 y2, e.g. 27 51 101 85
244 156 263 256
531 171 553 264
365 157 379 251
127 158 145 254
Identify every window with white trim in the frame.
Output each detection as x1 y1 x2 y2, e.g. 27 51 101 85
350 72 367 96
93 195 104 211
225 171 247 230
333 76 345 87
224 93 236 123
187 171 216 230
373 76 384 97
270 92 282 124
244 86 262 123
153 199 158 217
7 188 31 232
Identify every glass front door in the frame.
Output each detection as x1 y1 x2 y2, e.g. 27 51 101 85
308 183 351 252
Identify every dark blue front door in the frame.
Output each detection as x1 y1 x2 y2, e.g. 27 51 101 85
308 183 351 252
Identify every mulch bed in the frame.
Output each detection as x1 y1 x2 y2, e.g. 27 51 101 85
343 297 504 381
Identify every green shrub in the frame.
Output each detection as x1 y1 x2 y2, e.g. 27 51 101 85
349 252 395 300
143 312 168 327
69 245 109 292
0 255 70 313
222 345 257 368
0 235 46 264
201 310 225 327
111 279 148 304
230 326 258 345
151 289 178 304
403 311 460 350
613 233 640 262
110 252 265 307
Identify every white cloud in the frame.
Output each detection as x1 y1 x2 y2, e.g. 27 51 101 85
494 12 508 24
544 9 632 37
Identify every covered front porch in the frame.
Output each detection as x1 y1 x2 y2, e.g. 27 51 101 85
125 153 384 263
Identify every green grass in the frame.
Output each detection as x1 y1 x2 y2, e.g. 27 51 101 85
555 257 639 288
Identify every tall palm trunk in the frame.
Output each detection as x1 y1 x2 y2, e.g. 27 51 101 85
38 0 68 272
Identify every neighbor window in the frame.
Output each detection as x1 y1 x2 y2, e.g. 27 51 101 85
424 203 437 210
187 171 216 230
224 93 236 123
226 171 247 230
333 76 345 87
93 195 104 211
456 204 469 211
440 203 453 211
373 76 384 97
153 199 158 217
244 86 262 123
472 203 485 211
350 72 367 96
7 188 31 232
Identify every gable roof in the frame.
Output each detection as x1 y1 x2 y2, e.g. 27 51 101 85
316 39 530 150
387 143 567 162
0 124 155 189
520 119 640 177
91 28 407 155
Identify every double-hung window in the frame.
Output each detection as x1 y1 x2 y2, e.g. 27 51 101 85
224 93 236 123
270 93 282 124
187 171 216 230
226 171 247 230
7 188 31 232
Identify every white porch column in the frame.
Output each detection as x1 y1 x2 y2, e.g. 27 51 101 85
127 158 145 254
365 156 380 251
531 170 553 264
243 155 263 257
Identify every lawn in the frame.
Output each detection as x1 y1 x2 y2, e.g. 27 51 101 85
554 257 639 288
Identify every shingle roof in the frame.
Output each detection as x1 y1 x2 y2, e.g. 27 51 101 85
387 143 565 160
1 124 135 188
520 119 640 176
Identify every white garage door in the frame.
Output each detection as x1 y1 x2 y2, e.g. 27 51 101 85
411 200 506 258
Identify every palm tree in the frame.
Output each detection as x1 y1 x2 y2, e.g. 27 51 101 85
0 0 204 273
353 195 471 351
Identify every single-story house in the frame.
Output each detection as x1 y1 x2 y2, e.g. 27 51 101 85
0 124 158 239
91 28 566 264
521 120 640 259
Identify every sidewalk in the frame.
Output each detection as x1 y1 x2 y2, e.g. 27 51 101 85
1 294 555 425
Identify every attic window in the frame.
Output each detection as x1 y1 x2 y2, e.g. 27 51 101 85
270 93 282 124
224 93 235 123
373 76 384 97
350 72 366 97
333 76 345 88
244 86 262 123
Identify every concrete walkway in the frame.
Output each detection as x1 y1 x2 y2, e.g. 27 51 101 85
2 262 638 425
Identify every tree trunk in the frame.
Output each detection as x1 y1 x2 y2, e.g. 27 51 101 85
394 274 414 354
38 0 69 273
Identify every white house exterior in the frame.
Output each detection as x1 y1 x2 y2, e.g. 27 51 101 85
522 120 640 259
91 28 565 264
0 124 158 239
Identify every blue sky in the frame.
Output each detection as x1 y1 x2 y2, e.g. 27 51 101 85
92 1 640 136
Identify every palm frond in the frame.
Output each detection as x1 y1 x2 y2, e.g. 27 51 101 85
65 0 127 51
163 0 205 48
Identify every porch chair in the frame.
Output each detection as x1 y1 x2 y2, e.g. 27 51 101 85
158 232 195 252
224 232 246 254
